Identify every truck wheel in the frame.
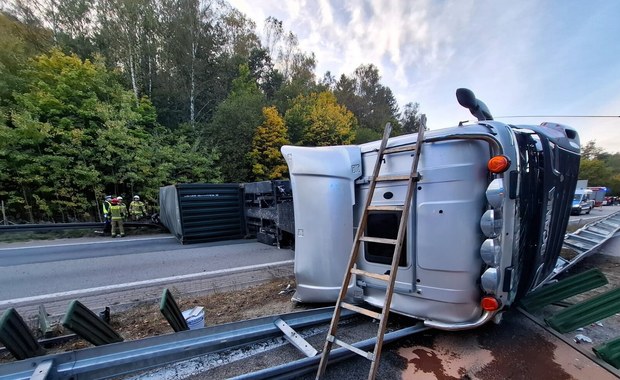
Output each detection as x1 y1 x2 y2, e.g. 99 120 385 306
586 207 591 214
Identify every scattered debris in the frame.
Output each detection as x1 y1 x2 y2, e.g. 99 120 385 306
574 334 593 344
279 284 295 295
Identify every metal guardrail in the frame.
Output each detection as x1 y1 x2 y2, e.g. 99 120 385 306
537 210 620 288
0 222 164 233
0 307 354 380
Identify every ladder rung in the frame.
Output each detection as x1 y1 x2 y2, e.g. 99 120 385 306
367 205 404 212
359 236 397 245
350 268 390 282
328 335 374 360
375 175 410 182
382 145 416 155
341 302 382 320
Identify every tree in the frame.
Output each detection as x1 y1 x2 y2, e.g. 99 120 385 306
0 11 52 108
579 159 613 188
1 49 220 222
249 106 289 180
206 64 266 182
401 102 424 135
334 64 400 141
581 140 606 160
285 92 357 146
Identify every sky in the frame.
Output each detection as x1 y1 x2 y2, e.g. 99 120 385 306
228 0 620 153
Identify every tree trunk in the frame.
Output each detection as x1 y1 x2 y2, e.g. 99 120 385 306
129 51 139 104
190 40 196 126
22 187 34 223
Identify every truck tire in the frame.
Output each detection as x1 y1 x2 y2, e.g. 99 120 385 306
586 207 591 214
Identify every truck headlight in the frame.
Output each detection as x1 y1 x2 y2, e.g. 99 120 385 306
480 238 501 267
480 209 502 238
485 178 505 209
481 268 500 294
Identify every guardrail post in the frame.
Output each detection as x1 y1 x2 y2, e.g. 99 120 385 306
62 300 123 346
159 288 189 332
0 308 46 359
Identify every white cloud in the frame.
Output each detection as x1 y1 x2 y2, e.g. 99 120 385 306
227 0 620 153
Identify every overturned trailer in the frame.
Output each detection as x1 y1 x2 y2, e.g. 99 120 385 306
282 89 581 330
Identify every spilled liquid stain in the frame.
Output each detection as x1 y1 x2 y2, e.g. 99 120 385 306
475 329 573 380
405 348 460 380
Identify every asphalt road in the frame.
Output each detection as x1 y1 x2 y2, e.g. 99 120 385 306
0 235 294 301
569 204 620 223
0 205 616 306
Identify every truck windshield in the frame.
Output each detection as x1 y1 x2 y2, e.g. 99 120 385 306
573 194 582 202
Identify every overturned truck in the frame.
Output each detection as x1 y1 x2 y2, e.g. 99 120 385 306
282 89 580 330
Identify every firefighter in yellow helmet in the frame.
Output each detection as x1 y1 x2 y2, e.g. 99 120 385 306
129 195 147 221
109 197 127 237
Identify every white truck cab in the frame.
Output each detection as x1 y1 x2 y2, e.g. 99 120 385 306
282 89 581 330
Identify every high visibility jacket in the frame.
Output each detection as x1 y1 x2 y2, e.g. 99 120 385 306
102 200 111 215
130 201 146 215
109 204 126 220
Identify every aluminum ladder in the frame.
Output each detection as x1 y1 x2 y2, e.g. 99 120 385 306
316 117 426 380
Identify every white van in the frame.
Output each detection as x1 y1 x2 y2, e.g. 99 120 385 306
572 189 594 215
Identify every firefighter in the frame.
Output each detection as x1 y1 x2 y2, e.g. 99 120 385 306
109 197 126 237
117 196 129 221
102 195 112 233
129 195 147 221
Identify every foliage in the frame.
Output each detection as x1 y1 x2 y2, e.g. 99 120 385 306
249 106 289 180
0 5 426 222
0 49 219 222
578 140 620 194
206 64 265 182
401 102 424 134
0 11 52 108
285 91 357 146
333 64 401 142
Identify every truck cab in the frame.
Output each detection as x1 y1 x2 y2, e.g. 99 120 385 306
282 89 580 330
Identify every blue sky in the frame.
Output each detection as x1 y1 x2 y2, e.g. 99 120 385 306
228 0 620 153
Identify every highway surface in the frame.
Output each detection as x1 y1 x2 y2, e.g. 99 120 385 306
0 235 294 302
0 205 617 305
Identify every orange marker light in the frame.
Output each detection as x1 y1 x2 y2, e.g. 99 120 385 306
487 155 511 173
481 296 500 311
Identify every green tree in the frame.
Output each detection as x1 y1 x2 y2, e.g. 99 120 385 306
206 64 266 182
0 11 52 108
334 64 400 141
249 106 289 180
401 102 424 134
577 140 620 194
1 49 220 222
285 91 357 146
579 159 613 188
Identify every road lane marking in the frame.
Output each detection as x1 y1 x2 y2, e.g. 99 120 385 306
0 235 176 251
0 260 294 307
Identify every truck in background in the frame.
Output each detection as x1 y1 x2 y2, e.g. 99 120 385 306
588 186 608 207
282 88 580 330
